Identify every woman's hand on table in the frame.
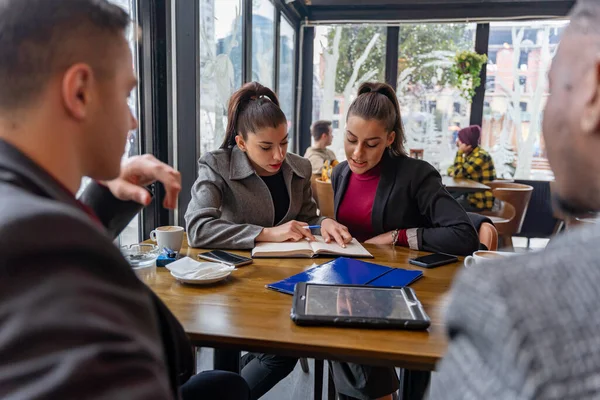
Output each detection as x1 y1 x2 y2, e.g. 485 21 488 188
256 220 316 243
321 219 352 248
365 231 395 245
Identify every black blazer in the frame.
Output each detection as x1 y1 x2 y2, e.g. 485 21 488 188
331 152 479 256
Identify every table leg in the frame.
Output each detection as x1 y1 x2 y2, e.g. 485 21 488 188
314 359 324 400
193 346 199 374
327 361 336 400
400 369 430 400
213 348 240 373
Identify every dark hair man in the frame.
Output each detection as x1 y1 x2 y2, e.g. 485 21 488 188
0 1 248 398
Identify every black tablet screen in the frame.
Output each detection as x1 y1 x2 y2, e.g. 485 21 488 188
304 285 415 319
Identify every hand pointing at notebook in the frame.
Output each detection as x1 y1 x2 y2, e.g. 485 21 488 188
321 218 352 248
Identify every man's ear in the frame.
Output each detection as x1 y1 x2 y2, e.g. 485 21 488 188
580 58 600 135
61 63 94 120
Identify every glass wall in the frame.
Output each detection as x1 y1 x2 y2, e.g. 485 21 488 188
279 16 295 149
396 23 476 172
483 20 568 179
199 0 243 153
108 0 141 245
312 25 387 160
252 0 275 88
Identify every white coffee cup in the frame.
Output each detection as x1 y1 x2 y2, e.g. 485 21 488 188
150 226 184 253
464 250 515 268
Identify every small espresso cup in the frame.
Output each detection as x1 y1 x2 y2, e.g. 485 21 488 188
150 226 184 253
464 250 514 268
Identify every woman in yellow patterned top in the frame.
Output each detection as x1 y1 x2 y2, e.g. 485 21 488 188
447 125 496 211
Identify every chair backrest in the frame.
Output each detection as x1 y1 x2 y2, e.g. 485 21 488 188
310 174 320 206
315 179 335 218
478 222 498 251
480 201 517 236
488 182 533 235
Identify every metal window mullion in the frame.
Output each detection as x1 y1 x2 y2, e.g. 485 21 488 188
173 0 200 225
274 1 281 93
470 23 490 127
242 0 253 83
138 0 171 237
298 26 314 155
385 26 400 89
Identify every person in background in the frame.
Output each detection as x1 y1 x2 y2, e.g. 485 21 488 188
304 120 337 175
185 81 351 399
429 1 600 398
329 82 479 400
447 125 496 211
0 0 249 399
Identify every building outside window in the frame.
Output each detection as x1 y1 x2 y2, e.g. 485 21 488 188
483 20 568 179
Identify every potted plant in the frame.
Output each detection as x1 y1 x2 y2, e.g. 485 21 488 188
452 50 488 103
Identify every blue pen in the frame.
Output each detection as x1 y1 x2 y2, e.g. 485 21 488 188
303 225 321 230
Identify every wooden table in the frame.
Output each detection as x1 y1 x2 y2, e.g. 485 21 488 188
442 176 490 194
140 243 461 371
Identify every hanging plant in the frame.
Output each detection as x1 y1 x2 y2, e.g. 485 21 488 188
452 50 488 103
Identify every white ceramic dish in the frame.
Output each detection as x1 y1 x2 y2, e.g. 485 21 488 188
166 257 235 285
170 270 231 285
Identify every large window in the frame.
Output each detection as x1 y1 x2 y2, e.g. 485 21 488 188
108 0 141 245
252 0 275 88
313 25 387 160
278 16 295 150
396 23 476 172
199 0 243 153
483 20 568 179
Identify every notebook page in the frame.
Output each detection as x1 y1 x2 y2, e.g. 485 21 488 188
252 240 313 257
309 236 373 258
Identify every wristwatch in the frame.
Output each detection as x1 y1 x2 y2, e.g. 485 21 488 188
391 229 400 245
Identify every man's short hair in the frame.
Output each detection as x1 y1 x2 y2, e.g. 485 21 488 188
0 0 130 110
311 120 332 141
569 0 600 35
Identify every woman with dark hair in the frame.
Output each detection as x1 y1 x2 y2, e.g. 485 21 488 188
185 82 351 399
330 82 479 400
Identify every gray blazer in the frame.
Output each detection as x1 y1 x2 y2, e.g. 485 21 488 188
185 146 324 249
429 222 600 399
0 139 192 399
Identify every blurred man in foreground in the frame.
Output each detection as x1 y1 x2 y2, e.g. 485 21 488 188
430 1 600 398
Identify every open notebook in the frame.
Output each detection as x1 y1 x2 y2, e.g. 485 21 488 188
251 236 373 259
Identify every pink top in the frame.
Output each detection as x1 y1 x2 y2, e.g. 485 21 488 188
337 164 382 242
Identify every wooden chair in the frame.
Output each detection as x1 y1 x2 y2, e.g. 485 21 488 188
485 182 533 248
310 174 320 206
315 179 335 218
480 201 518 249
478 222 498 251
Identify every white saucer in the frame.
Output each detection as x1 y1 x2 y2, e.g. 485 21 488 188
171 270 231 285
166 257 235 285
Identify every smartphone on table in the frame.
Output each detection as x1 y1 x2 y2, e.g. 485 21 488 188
197 250 253 267
408 253 458 269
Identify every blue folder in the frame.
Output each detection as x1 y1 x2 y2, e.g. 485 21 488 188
267 257 423 295
366 267 423 287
